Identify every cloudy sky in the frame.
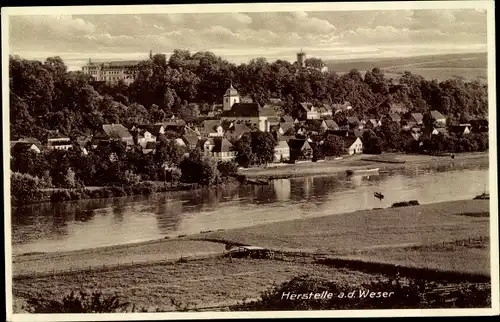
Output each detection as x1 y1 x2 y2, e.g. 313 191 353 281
9 9 488 70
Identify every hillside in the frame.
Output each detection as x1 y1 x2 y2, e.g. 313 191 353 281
326 52 488 83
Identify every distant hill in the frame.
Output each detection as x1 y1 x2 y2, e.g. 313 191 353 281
325 52 488 83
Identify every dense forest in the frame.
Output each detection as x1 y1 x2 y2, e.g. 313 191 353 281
10 50 488 141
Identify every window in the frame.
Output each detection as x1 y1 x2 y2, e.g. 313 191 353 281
226 98 229 103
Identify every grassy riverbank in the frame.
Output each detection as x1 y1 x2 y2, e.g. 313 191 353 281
11 199 491 312
13 200 490 276
241 152 489 179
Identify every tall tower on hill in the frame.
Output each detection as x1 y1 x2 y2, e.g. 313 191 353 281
297 49 306 68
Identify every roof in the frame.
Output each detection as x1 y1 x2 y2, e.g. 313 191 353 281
87 60 140 68
387 113 401 122
16 137 42 145
344 136 360 148
135 124 164 136
226 123 251 137
182 135 199 146
269 98 283 105
203 120 222 133
411 113 424 123
101 124 132 139
50 141 73 147
280 122 295 132
276 140 289 148
13 142 43 152
305 119 325 131
430 110 446 120
45 130 69 141
324 120 339 130
220 103 278 118
281 116 294 123
211 138 234 153
288 139 310 150
224 84 239 97
267 116 280 123
162 119 186 127
299 102 314 112
346 116 360 125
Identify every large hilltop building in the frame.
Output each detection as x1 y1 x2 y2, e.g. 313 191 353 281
81 50 153 85
296 50 328 73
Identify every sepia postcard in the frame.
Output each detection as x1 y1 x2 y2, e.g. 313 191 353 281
2 1 498 321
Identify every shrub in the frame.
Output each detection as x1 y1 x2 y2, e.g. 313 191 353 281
11 172 45 205
50 189 72 202
24 290 130 313
217 161 238 178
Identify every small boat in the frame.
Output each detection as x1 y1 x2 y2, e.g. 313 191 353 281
346 168 380 176
474 193 490 200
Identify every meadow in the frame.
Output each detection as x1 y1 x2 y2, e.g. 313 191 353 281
327 52 487 83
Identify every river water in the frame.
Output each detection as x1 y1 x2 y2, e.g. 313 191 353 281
11 165 489 254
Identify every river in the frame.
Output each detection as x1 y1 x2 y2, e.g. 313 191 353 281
11 165 489 255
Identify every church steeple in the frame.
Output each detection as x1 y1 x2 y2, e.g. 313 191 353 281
223 81 240 111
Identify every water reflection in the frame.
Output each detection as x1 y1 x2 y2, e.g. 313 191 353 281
11 166 489 253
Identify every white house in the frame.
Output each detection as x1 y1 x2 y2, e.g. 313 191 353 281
274 139 290 163
430 110 447 126
344 137 363 155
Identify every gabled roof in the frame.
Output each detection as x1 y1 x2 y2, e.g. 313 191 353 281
324 120 339 130
280 122 295 132
101 124 132 139
430 110 446 120
276 140 289 149
202 120 222 133
387 113 401 122
220 103 260 118
225 123 251 140
288 139 310 150
411 113 424 123
346 116 360 125
299 102 314 112
344 136 360 148
211 138 234 153
281 115 294 123
45 130 69 141
269 98 283 105
13 141 43 152
182 135 199 146
135 124 164 136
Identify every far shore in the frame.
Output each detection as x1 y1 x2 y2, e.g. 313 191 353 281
241 152 489 179
12 199 490 277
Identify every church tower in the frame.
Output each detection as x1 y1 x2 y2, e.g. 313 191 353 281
223 82 240 111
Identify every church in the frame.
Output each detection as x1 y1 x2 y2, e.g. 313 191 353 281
220 84 279 132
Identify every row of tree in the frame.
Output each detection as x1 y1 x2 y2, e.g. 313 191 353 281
10 51 488 142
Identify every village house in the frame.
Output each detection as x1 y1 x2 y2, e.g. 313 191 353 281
211 138 236 161
430 110 447 127
11 138 43 154
450 124 472 135
199 138 215 156
346 116 361 130
225 123 252 142
181 135 199 150
281 115 294 123
200 120 224 137
295 102 321 120
318 103 333 118
162 119 187 136
344 136 363 155
410 113 424 125
274 139 290 163
305 119 328 134
365 118 381 129
92 124 134 147
324 119 340 131
44 130 72 150
287 139 313 162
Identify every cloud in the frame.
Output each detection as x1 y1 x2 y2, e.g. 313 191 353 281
9 9 487 64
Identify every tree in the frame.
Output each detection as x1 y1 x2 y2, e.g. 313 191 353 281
179 149 219 185
362 131 383 154
376 120 402 151
305 57 324 70
323 135 344 157
235 133 254 168
11 172 45 205
251 132 277 166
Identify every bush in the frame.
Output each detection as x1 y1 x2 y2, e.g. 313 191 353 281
217 161 238 178
50 190 72 202
24 290 130 313
11 172 46 205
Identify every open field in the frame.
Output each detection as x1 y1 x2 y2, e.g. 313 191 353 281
326 52 487 83
325 52 487 71
13 240 226 276
241 152 489 179
336 237 490 276
193 200 490 258
13 257 391 312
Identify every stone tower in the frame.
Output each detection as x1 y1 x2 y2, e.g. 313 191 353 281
223 82 240 111
297 49 306 68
